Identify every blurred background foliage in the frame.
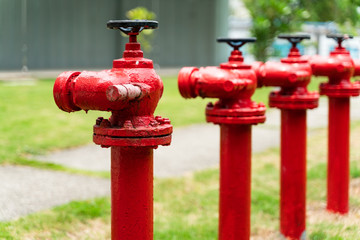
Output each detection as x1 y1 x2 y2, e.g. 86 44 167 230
243 0 360 61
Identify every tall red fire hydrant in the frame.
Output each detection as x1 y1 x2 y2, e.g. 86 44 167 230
309 34 360 214
178 38 266 240
53 20 172 240
254 34 319 240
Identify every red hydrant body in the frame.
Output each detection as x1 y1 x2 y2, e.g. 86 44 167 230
53 20 172 240
179 38 265 240
309 34 360 214
254 35 319 240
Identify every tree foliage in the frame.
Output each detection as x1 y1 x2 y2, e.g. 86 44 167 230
243 0 309 61
243 0 360 61
300 0 359 24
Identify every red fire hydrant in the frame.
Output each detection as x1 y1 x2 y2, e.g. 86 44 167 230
178 38 266 240
53 20 172 240
309 34 360 214
254 34 319 240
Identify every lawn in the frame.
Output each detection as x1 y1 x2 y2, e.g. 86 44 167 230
1 75 359 239
1 123 360 239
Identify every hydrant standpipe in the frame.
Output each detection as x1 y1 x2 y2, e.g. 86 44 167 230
254 34 319 240
309 34 360 214
53 20 172 240
178 38 266 240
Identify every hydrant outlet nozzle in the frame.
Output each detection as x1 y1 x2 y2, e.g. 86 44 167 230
53 71 81 113
106 84 145 102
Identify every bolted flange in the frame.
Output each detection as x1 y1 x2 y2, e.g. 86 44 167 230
206 101 266 125
93 116 172 148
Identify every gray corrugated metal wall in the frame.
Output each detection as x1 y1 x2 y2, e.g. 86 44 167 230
0 0 23 69
0 0 228 70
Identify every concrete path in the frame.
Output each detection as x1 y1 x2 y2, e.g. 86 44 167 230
2 96 360 221
0 166 110 221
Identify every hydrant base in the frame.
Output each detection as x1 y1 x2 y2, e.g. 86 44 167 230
93 117 172 148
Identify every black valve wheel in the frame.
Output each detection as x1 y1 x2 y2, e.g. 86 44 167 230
278 34 310 47
326 33 353 45
217 38 256 50
107 20 158 35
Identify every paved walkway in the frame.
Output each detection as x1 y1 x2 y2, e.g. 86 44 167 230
1 96 360 221
0 166 110 221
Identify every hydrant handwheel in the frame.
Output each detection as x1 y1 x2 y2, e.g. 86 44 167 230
217 37 256 50
107 20 158 35
278 34 310 48
217 37 257 69
327 33 353 46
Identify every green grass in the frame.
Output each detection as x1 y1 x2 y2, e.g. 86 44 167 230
0 198 111 239
2 123 360 239
0 79 111 165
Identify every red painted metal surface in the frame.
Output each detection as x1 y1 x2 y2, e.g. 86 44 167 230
309 34 360 214
280 109 307 239
254 35 319 240
327 97 350 214
219 124 252 240
111 146 153 239
178 38 265 239
53 20 172 240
